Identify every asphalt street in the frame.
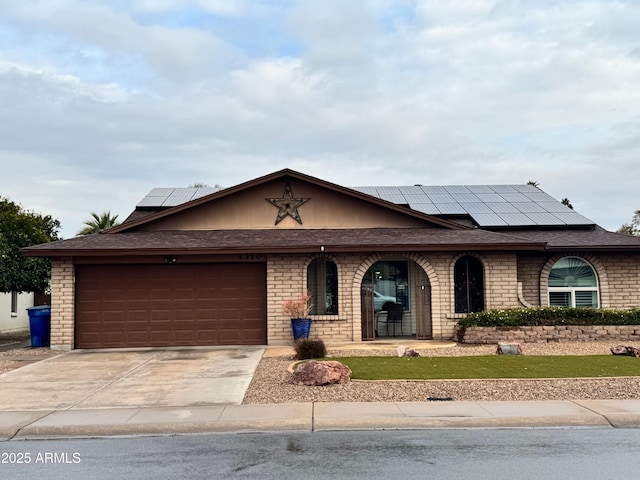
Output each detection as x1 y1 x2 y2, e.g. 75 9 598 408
3 428 640 480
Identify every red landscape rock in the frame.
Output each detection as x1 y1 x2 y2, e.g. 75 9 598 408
292 360 352 386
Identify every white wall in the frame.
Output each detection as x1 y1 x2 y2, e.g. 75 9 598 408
0 292 34 334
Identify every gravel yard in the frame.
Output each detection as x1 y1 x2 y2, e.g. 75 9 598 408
0 333 60 374
242 341 640 404
3 333 640 403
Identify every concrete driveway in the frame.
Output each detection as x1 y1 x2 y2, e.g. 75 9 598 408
0 346 265 411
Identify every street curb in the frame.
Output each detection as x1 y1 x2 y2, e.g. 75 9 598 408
4 401 628 439
13 404 314 439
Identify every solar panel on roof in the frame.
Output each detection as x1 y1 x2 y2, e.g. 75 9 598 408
398 185 427 195
525 212 566 225
554 212 593 225
475 193 505 203
352 186 379 195
147 188 176 196
136 196 167 207
435 203 466 214
487 202 520 214
168 188 198 197
136 188 176 207
376 186 402 194
350 183 595 227
499 213 535 225
427 193 456 203
490 185 518 193
410 203 440 214
459 202 494 214
192 187 220 199
378 193 407 203
471 213 508 226
500 193 530 202
451 193 481 203
524 192 556 202
512 202 547 213
162 188 198 206
466 185 494 193
402 193 432 203
420 185 449 194
512 185 540 193
443 185 471 194
540 202 572 213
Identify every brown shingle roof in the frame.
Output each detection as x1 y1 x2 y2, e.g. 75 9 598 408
22 227 547 257
506 226 640 251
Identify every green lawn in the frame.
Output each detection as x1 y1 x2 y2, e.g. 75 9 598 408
333 355 640 380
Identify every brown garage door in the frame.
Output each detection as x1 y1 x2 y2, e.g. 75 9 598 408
75 263 266 348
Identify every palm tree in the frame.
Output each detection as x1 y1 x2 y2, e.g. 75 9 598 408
76 211 121 236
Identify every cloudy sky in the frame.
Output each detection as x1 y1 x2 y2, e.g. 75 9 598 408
1 0 639 238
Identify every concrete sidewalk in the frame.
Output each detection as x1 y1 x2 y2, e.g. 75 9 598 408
2 341 640 440
3 399 640 439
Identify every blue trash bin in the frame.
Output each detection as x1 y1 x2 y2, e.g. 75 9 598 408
26 305 51 348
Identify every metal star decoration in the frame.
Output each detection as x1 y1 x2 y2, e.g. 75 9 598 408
266 182 310 225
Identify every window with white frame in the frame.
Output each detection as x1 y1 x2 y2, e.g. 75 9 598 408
548 257 599 308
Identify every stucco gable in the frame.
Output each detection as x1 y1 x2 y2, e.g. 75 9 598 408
113 169 464 232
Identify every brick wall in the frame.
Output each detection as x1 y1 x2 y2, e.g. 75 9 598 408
50 258 75 351
45 250 640 349
267 253 369 344
458 325 640 344
265 251 527 344
484 252 519 310
517 253 546 306
517 252 640 309
600 254 640 307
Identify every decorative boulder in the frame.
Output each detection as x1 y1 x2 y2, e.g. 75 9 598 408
397 345 420 357
292 360 352 386
611 345 640 357
496 343 523 355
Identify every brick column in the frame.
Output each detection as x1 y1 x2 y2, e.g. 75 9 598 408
50 258 74 350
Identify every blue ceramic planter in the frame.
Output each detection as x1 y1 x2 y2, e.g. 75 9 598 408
291 318 312 341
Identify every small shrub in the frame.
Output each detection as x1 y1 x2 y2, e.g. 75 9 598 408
295 338 327 360
457 307 640 329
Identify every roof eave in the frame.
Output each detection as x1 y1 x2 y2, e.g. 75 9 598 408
22 241 548 258
544 244 640 252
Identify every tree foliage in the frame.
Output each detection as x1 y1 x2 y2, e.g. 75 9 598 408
76 211 121 236
0 197 61 293
188 182 222 189
561 198 574 210
617 210 640 236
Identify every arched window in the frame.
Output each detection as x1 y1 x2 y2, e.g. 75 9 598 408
548 257 599 308
454 255 484 313
307 258 338 315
